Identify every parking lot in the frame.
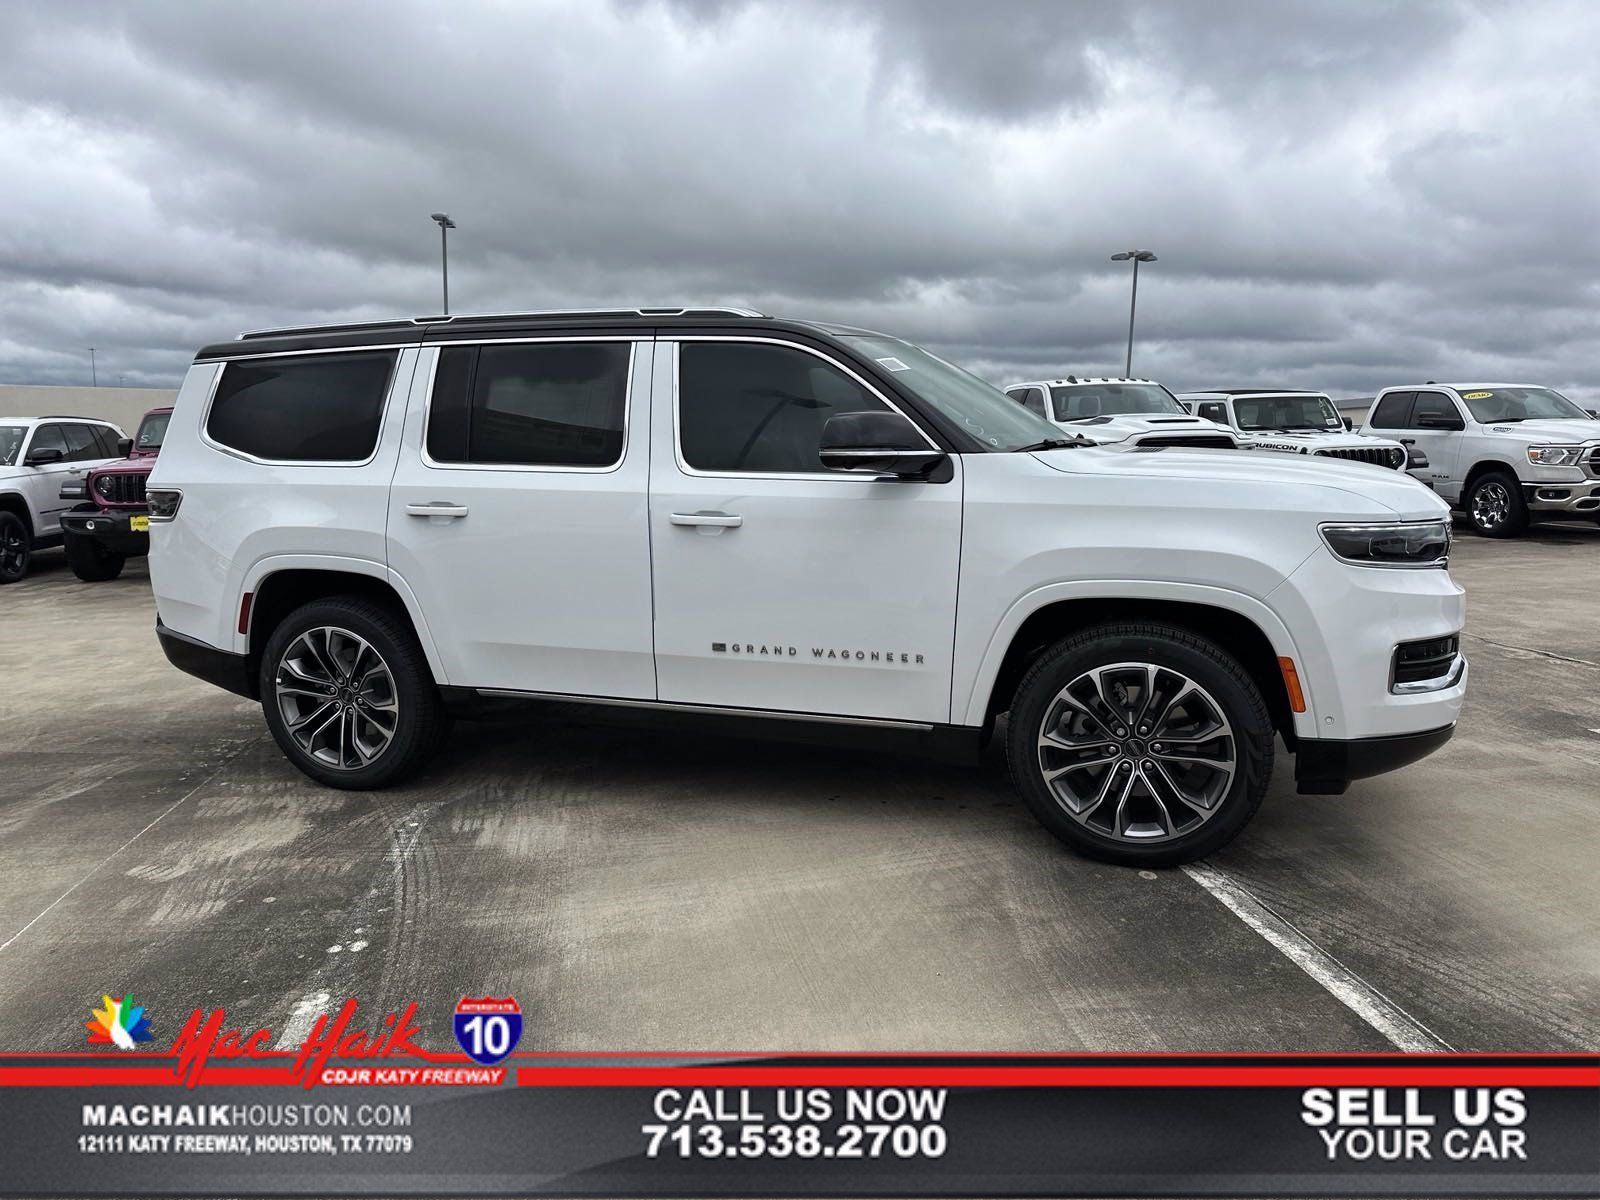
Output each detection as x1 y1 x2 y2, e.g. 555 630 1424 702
1 520 1596 1054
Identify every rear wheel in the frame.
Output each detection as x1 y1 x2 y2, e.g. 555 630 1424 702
64 531 126 581
0 512 29 584
259 597 447 789
1465 470 1528 538
1006 622 1274 866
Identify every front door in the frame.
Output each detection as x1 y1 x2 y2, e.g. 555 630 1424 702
18 422 93 537
1404 390 1467 499
647 336 962 725
387 337 656 698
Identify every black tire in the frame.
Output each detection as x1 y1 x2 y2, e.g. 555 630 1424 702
64 531 126 581
259 596 447 789
1005 621 1274 867
0 512 30 584
1464 470 1528 538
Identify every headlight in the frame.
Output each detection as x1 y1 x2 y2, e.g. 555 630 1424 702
94 475 114 496
1387 447 1405 468
1320 521 1451 568
1527 445 1585 466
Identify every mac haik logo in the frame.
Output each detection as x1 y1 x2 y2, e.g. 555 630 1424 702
169 999 423 1088
86 994 154 1049
453 997 522 1065
712 641 925 665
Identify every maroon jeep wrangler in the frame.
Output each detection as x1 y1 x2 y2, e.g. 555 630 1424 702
58 406 170 581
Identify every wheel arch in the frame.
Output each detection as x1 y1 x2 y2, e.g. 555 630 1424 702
972 592 1302 748
242 560 448 689
1463 458 1520 492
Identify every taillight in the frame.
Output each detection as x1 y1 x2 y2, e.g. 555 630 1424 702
147 489 183 521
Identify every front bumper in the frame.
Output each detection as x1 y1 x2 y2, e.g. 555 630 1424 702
60 510 151 556
1294 724 1456 795
157 619 256 699
1522 480 1600 514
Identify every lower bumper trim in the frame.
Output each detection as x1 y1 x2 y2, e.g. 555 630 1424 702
1294 724 1455 796
156 619 256 700
60 511 151 555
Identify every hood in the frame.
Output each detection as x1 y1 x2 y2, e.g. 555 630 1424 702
1057 414 1235 446
89 457 156 477
1030 444 1448 520
1479 419 1600 444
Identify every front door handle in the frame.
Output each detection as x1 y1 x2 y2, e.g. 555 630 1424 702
670 511 742 528
405 502 470 520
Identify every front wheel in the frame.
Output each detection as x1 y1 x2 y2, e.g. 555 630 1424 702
1465 471 1528 538
259 597 447 789
64 531 126 581
1006 622 1274 866
0 512 30 584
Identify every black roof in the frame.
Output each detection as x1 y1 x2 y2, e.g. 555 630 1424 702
194 307 898 361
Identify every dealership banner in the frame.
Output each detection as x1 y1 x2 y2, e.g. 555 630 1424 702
2 1000 1597 1196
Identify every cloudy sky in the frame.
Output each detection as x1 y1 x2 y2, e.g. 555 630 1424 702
2 0 1597 402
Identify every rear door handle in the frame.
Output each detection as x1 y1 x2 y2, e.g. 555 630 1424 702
670 511 742 528
405 502 470 520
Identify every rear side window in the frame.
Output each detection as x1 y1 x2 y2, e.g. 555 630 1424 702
427 342 630 467
62 424 104 461
207 351 396 462
1369 392 1413 427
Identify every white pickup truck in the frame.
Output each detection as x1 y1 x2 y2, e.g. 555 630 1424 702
1362 382 1600 537
1179 390 1411 471
1003 378 1242 450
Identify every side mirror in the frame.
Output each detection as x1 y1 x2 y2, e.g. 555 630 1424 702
1342 417 1354 430
1416 414 1465 431
1407 449 1430 470
820 412 946 478
24 446 64 466
1585 409 1600 420
117 437 133 457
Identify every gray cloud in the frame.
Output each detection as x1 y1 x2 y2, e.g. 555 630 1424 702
0 0 1596 404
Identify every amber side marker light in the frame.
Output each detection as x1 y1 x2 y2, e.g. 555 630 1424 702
1278 657 1307 714
237 593 254 636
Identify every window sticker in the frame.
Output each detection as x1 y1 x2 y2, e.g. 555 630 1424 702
1461 390 1493 400
876 356 911 372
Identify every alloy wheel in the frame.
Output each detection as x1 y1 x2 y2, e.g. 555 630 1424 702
1036 662 1237 843
274 626 399 770
1472 480 1511 531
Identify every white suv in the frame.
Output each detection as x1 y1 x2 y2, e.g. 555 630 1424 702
1003 378 1241 450
148 309 1467 865
1179 390 1411 470
1362 382 1600 537
0 416 126 583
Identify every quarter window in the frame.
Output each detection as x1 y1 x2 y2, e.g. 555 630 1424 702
427 342 630 467
678 341 889 474
1369 392 1413 428
208 351 396 461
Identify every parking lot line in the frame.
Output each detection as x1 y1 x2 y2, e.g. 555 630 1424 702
1181 862 1449 1052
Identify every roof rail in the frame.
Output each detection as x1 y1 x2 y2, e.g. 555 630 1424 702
238 306 768 340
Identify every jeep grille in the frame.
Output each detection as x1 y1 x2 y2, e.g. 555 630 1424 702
93 473 149 506
1314 446 1404 469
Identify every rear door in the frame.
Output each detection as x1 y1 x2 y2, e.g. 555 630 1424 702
646 335 962 724
386 336 656 697
17 423 81 536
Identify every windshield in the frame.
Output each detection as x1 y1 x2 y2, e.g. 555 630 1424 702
1048 383 1185 421
135 411 170 451
1458 386 1591 424
0 426 24 467
1233 394 1341 432
840 335 1060 450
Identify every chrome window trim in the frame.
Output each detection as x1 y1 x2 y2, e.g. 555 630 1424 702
416 336 641 476
199 348 409 469
667 335 940 482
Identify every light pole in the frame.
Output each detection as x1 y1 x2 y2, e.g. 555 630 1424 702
430 212 456 315
89 347 97 387
1109 249 1156 376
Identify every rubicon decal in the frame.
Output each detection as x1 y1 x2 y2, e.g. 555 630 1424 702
712 642 926 665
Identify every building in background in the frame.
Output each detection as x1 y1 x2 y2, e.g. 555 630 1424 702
0 385 178 434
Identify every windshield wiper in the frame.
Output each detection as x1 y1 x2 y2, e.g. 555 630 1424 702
1014 437 1087 452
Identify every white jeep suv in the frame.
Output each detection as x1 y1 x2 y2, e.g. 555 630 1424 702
1003 378 1241 450
148 309 1467 865
0 416 126 583
1179 390 1411 470
1362 382 1600 537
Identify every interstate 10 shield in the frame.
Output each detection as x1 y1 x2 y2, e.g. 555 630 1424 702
453 997 522 1065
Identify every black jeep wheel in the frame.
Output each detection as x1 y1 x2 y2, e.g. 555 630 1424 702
259 596 448 789
1465 470 1528 538
64 531 127 581
1006 621 1274 867
0 512 30 584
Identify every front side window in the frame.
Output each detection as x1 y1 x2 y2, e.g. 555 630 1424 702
135 412 170 451
1457 386 1589 424
427 342 630 467
1196 402 1228 423
26 424 67 460
0 425 29 465
678 341 889 473
1049 383 1186 421
1232 394 1342 432
1369 392 1413 428
1410 392 1463 428
208 351 396 461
